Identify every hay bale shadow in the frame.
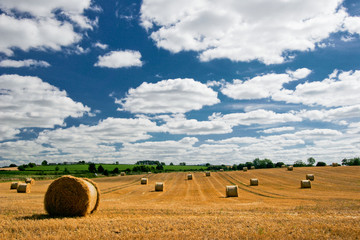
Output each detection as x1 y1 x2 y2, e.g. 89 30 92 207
17 214 79 220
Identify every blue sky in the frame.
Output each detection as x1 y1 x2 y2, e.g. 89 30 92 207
1 0 360 166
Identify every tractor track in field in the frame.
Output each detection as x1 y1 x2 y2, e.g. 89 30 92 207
218 172 286 199
101 174 151 194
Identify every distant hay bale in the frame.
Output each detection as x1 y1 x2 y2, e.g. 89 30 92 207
205 171 211 176
10 182 20 190
187 174 192 180
44 175 100 217
301 180 311 188
25 178 35 185
243 167 248 172
287 166 293 171
17 183 31 193
155 182 164 191
120 172 126 176
250 166 255 170
250 178 259 186
220 169 224 172
332 163 338 167
226 185 238 197
281 165 286 168
141 178 148 185
148 172 152 174
306 174 315 181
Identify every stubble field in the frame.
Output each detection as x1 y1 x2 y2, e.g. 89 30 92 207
0 166 359 239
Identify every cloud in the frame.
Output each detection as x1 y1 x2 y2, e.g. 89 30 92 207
273 69 360 107
94 50 143 68
0 59 50 68
221 68 311 100
262 127 295 134
117 78 220 114
0 0 96 56
93 42 108 50
0 74 90 141
140 0 357 64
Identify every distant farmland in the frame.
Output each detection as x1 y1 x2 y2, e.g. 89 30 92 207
0 166 359 239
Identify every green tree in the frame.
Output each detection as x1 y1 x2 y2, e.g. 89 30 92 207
156 164 164 171
112 167 120 174
28 162 36 168
18 165 26 171
307 157 315 166
293 160 306 167
41 160 48 166
103 169 109 176
316 161 326 166
88 163 96 173
170 162 174 166
55 166 60 172
98 165 105 173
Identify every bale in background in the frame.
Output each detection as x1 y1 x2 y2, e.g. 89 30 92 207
332 163 338 167
25 178 35 185
17 183 31 193
155 182 164 191
10 182 20 190
226 185 238 197
187 174 192 180
281 165 286 168
250 179 259 186
301 180 311 188
205 171 211 176
287 166 293 171
243 167 248 172
141 178 148 185
250 166 255 170
306 174 315 181
220 169 224 172
120 172 126 176
44 175 100 217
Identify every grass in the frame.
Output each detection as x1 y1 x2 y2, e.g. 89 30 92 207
0 166 359 239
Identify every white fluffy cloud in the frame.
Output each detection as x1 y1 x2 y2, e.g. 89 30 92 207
117 78 220 114
0 74 90 140
94 50 143 68
274 69 360 107
140 0 358 64
0 59 50 68
221 68 311 100
0 0 95 56
262 127 295 134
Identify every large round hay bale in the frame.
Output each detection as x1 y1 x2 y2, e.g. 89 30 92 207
155 182 164 191
226 185 238 197
243 167 248 172
10 182 20 190
219 169 224 172
141 178 148 185
205 171 211 176
306 174 314 181
120 172 126 176
250 178 259 186
332 163 338 167
301 180 311 188
287 166 293 171
44 175 100 217
187 174 192 180
250 166 255 170
25 178 35 185
17 183 31 193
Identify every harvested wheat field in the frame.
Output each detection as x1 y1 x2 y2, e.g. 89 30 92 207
0 167 360 239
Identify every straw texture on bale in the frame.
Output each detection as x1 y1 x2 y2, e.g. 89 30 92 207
155 182 164 191
17 183 31 193
301 180 311 188
44 175 100 217
220 169 224 172
10 182 20 190
141 178 148 185
332 163 338 167
250 178 259 186
226 185 238 197
205 171 211 176
250 166 255 170
25 178 35 185
243 167 248 172
306 174 315 181
120 172 126 176
287 166 293 171
187 174 192 180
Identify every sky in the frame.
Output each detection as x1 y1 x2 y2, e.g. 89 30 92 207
1 0 360 166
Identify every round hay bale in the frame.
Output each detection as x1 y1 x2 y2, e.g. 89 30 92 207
250 178 259 186
148 172 152 174
155 182 164 191
141 178 148 185
226 185 238 197
17 183 31 193
44 175 100 217
332 163 338 167
120 172 126 176
250 166 255 170
219 169 224 172
25 178 35 185
301 180 311 188
205 171 211 177
187 174 193 180
10 182 20 190
306 174 314 181
287 166 293 171
243 167 248 172
281 165 286 168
